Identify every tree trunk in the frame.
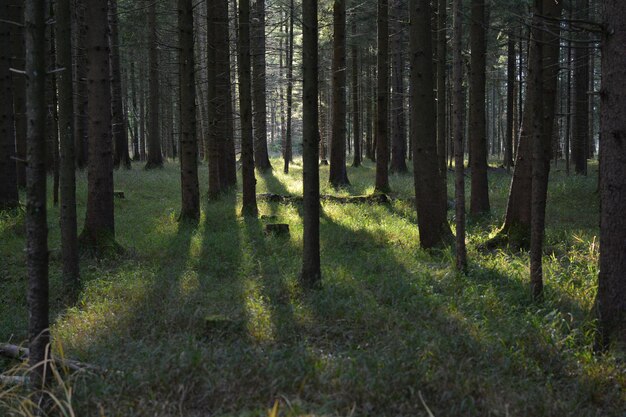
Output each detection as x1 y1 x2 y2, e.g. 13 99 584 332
80 0 115 250
351 19 361 168
251 0 271 172
301 0 321 289
238 0 258 217
145 0 163 169
452 0 466 272
375 0 390 192
468 0 490 215
284 0 294 173
110 0 130 170
72 0 88 170
24 0 49 387
0 0 19 210
504 33 515 170
410 0 452 249
390 0 407 174
436 0 447 178
130 62 140 160
56 0 80 302
572 0 589 176
178 0 199 223
595 0 626 348
329 0 350 187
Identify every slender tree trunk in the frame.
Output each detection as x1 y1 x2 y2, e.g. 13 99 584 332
0 0 19 210
145 0 163 169
390 0 407 174
375 0 390 192
80 0 115 250
178 0 199 223
452 0 466 272
284 0 294 173
301 0 321 289
504 33 515 170
251 0 271 172
46 6 59 206
130 62 140 160
25 0 49 388
110 0 130 170
139 61 146 161
572 0 589 176
436 0 448 213
238 0 258 217
207 0 222 198
351 19 361 168
329 0 350 187
56 0 80 302
596 0 626 348
469 0 490 215
72 0 88 170
410 0 452 249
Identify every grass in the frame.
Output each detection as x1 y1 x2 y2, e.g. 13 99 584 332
0 158 624 416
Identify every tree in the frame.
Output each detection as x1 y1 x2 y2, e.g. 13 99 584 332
389 0 407 174
468 0 490 215
350 18 361 168
24 0 49 387
504 33 515 170
80 0 115 250
251 0 272 172
72 0 88 170
178 0 200 223
284 0 294 174
238 0 258 217
452 0 466 272
110 0 131 170
409 0 452 249
436 0 448 214
375 0 390 193
145 0 163 169
301 0 321 289
56 0 80 301
10 0 27 187
329 0 350 188
595 0 626 348
0 0 19 210
571 0 589 176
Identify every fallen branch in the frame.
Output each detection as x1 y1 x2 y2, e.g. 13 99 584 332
0 343 101 374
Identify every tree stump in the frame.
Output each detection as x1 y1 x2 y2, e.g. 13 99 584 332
264 223 290 237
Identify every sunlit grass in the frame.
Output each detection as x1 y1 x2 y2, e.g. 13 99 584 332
1 158 624 416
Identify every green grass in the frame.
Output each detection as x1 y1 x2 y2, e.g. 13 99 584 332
1 158 624 416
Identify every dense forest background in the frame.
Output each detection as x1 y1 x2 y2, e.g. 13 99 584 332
0 0 625 415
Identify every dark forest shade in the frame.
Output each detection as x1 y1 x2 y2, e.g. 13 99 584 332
110 0 131 170
300 0 321 289
238 0 259 217
24 0 49 387
80 0 115 249
409 0 452 249
56 0 80 301
389 0 407 174
329 0 350 188
178 0 199 223
0 0 18 210
596 0 626 348
10 0 27 188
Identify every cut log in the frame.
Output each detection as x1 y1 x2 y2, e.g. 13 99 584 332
265 223 290 237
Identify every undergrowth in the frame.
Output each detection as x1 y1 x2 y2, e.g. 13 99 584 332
1 159 623 416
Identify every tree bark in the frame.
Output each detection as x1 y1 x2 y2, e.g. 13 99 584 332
145 0 163 169
72 0 88 170
284 0 294 173
452 0 466 272
351 19 361 168
56 0 80 302
468 0 490 215
571 0 589 176
251 0 271 172
178 0 199 223
10 0 27 186
110 0 130 170
595 0 626 348
410 0 452 249
390 0 407 174
504 33 515 170
238 0 258 217
0 0 19 210
375 0 390 193
80 0 116 250
24 0 49 387
329 0 350 187
301 0 321 289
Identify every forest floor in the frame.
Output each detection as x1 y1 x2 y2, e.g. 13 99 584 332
1 158 625 416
